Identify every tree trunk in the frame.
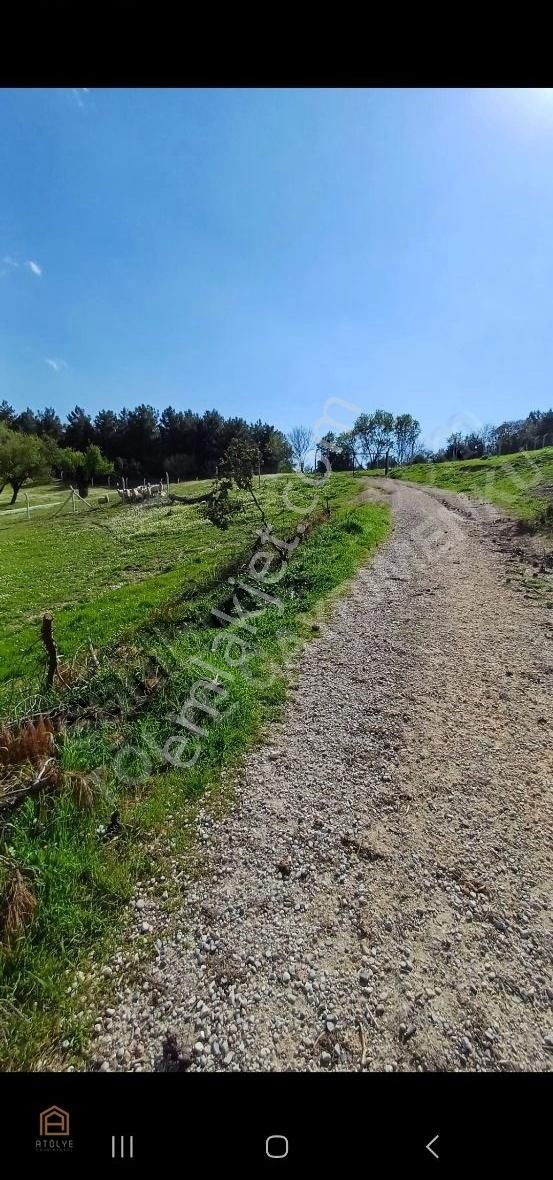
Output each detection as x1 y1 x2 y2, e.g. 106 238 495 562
9 482 21 505
248 484 269 529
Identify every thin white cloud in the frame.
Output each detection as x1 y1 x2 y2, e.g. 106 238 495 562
45 357 68 372
71 88 90 108
3 255 18 268
26 260 42 277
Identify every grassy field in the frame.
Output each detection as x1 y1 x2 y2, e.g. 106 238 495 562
0 479 256 709
0 470 390 1069
381 446 553 526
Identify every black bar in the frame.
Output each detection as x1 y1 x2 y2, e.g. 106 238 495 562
1 1072 548 1171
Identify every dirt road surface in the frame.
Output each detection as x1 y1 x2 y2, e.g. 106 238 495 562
87 480 553 1073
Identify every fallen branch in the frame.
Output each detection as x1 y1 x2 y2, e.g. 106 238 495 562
0 758 58 812
169 491 216 506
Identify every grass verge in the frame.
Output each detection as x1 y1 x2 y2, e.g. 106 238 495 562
378 446 553 528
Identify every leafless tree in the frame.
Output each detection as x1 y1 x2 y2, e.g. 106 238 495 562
287 425 314 473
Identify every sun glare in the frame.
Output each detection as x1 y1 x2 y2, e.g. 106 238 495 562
482 86 553 133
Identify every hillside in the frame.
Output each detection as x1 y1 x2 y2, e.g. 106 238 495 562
385 446 553 527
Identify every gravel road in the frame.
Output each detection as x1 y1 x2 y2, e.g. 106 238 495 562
87 480 553 1073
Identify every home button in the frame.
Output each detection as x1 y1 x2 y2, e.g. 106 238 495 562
265 1135 289 1159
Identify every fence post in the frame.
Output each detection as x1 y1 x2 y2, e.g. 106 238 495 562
24 491 31 521
41 612 59 688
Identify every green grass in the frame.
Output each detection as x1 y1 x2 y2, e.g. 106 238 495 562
0 475 321 708
379 446 553 526
0 471 390 1069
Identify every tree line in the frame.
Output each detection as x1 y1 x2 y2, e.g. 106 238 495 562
285 411 423 473
0 401 293 504
291 405 553 472
1 396 552 506
435 407 553 462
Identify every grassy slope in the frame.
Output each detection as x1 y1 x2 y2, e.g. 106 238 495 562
0 476 303 708
0 472 390 1069
381 447 553 525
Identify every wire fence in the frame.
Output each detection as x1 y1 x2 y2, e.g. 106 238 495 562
0 484 120 533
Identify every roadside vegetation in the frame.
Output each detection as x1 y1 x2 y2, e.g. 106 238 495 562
0 468 389 1069
385 446 553 528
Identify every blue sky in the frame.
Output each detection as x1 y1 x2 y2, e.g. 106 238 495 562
2 87 553 447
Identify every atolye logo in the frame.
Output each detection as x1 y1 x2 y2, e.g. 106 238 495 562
36 1106 74 1152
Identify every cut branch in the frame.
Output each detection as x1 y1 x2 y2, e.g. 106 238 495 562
0 757 58 813
168 491 215 505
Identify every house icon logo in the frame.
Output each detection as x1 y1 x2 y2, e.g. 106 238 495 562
39 1107 70 1137
36 1106 73 1152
